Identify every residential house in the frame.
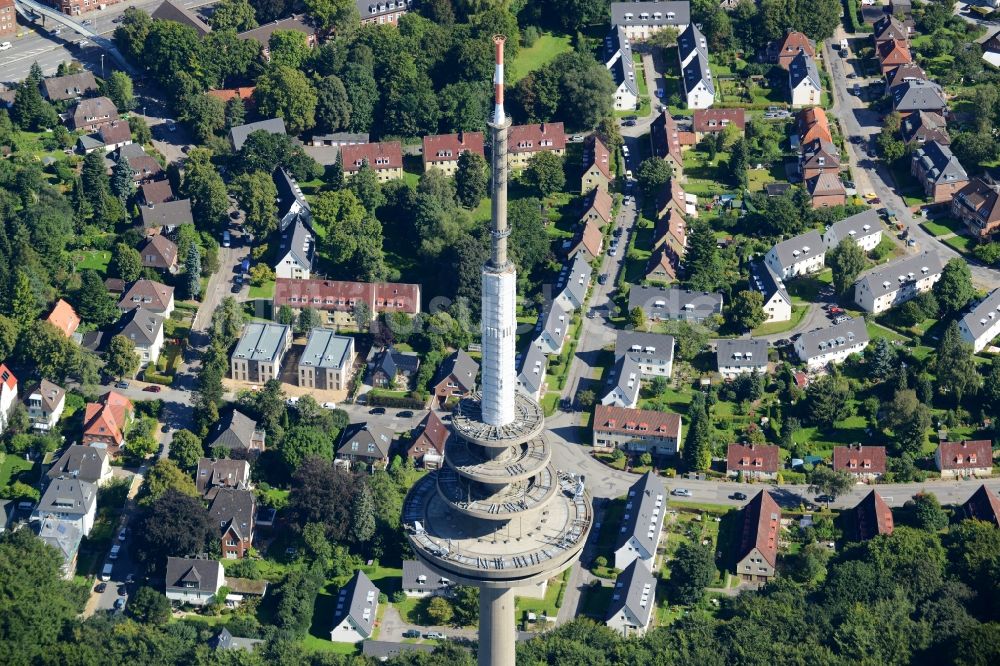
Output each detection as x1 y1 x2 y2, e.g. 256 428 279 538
228 118 286 152
799 138 840 180
46 299 80 338
655 179 697 219
140 199 195 232
401 559 451 597
208 410 266 457
422 131 485 176
70 96 118 131
581 187 615 227
568 219 604 262
274 167 311 230
367 347 420 389
165 557 226 606
645 246 679 283
885 62 927 91
47 445 110 487
935 440 993 479
853 251 944 313
616 331 675 379
432 350 478 405
892 79 947 117
652 208 687 257
798 107 833 145
337 423 393 469
900 111 949 146
357 0 412 25
734 490 781 585
76 120 133 154
692 108 745 140
35 516 81 579
230 323 291 384
407 411 448 469
912 141 968 203
680 47 714 110
983 29 1000 68
237 15 316 62
152 0 212 36
516 344 548 402
555 254 593 311
298 328 355 391
716 339 769 379
628 285 723 324
749 260 792 323
727 443 780 480
601 353 642 408
32 477 97 536
508 123 567 171
610 1 691 40
0 363 15 435
309 132 369 147
581 135 613 193
764 230 825 279
272 278 421 328
535 300 572 356
833 444 887 480
139 234 179 273
807 171 846 208
196 458 251 498
207 87 255 106
877 40 912 75
274 216 315 280
40 72 98 101
605 559 656 637
823 209 883 253
115 308 165 367
126 154 165 185
794 317 871 370
789 52 822 107
873 15 909 45
0 0 12 37
209 488 256 559
952 176 1000 239
960 485 1000 528
592 405 682 456
613 472 667 571
605 26 640 111
771 30 816 70
341 141 403 182
649 110 686 175
959 288 1000 352
850 490 894 541
329 570 380 643
27 379 65 432
118 279 174 317
81 391 133 453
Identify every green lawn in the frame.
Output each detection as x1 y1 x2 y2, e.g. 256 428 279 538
73 249 113 275
920 217 965 237
887 159 926 207
944 235 975 253
515 569 569 619
681 149 737 198
509 34 573 83
248 280 275 299
752 304 808 336
0 456 36 491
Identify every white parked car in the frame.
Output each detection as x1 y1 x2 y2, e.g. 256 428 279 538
671 488 693 497
320 401 337 410
0 42 12 51
286 396 300 407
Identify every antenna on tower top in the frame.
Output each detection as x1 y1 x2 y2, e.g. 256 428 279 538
492 34 506 125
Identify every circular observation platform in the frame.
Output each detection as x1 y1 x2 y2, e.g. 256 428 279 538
451 392 544 448
404 471 593 587
443 435 551 485
436 465 557 520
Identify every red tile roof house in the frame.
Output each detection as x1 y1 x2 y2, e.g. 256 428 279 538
961 484 1000 528
734 490 781 586
798 107 833 146
508 122 566 171
46 299 81 338
422 132 484 176
645 246 679 283
71 96 119 132
691 108 746 141
850 490 894 541
341 141 403 183
82 391 134 456
273 278 421 329
935 440 994 479
727 443 780 480
807 172 847 209
591 405 683 456
877 40 913 75
407 410 448 469
649 110 686 177
139 234 179 273
771 31 817 70
568 220 604 263
832 444 886 481
581 135 613 193
580 187 614 227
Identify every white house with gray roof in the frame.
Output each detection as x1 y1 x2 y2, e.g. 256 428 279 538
298 328 355 390
716 339 769 379
614 471 667 571
330 570 380 643
823 209 883 253
401 559 452 598
274 167 311 231
32 477 97 536
853 251 944 314
750 260 792 323
958 288 1000 352
47 445 111 487
605 26 640 111
165 556 226 606
628 285 724 324
610 2 690 40
231 323 292 383
602 354 643 408
116 307 165 367
615 331 675 378
555 254 593 311
764 230 825 279
794 318 870 370
535 300 572 355
789 52 822 107
517 344 548 401
681 49 714 109
606 559 657 637
274 216 315 280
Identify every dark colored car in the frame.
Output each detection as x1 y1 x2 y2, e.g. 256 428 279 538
115 381 130 389
815 495 835 504
369 407 386 415
397 410 414 418
403 629 421 639
731 492 748 501
95 582 107 593
623 119 637 127
117 585 128 597
143 385 162 393
598 273 609 285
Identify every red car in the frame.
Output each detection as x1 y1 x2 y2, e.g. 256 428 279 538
142 385 162 393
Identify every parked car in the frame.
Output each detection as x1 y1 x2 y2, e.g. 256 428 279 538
95 582 107 593
113 598 126 612
597 273 608 285
833 315 851 324
425 632 447 640
397 410 414 418
0 42 11 51
623 119 637 127
369 407 386 415
608 246 618 257
623 115 638 122
115 381 130 389
320 402 337 410
815 494 835 504
613 227 623 237
117 585 128 597
571 134 584 142
143 385 161 393
731 492 748 501
285 396 300 407
118 529 127 541
671 488 693 497
403 629 422 639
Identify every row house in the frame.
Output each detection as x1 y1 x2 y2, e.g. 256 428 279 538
592 406 682 457
853 251 944 314
508 123 566 171
936 440 993 479
764 230 825 280
734 490 781 586
581 135 613 193
605 26 640 111
341 141 403 183
273 278 421 328
422 131 484 176
823 209 883 253
794 317 870 371
832 444 887 481
952 175 1000 240
727 443 779 480
610 1 690 40
911 141 968 204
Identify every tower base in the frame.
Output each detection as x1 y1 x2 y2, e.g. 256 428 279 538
478 586 516 666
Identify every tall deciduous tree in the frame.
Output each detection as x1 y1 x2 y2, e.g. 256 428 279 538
303 0 359 34
726 290 766 331
668 542 715 605
808 466 855 504
827 237 867 296
134 490 217 567
231 171 279 240
168 429 204 471
524 151 565 197
253 65 318 134
105 334 139 380
9 269 40 329
111 243 142 283
636 157 673 199
210 0 258 31
102 71 135 111
314 75 352 133
935 321 981 405
883 388 931 456
18 321 78 382
456 151 489 209
181 148 229 229
933 258 975 316
683 392 712 471
806 374 853 429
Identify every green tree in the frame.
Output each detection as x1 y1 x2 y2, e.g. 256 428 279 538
314 75 352 133
427 595 455 625
210 0 258 31
253 65 318 134
18 322 78 382
181 149 229 229
629 306 646 330
102 71 135 111
933 258 975 316
268 29 311 69
105 334 140 380
0 314 17 361
726 290 766 331
9 269 40 329
131 115 152 145
684 219 724 291
224 96 246 129
828 237 867 296
110 154 135 202
455 150 489 209
668 542 715 605
935 321 981 405
111 243 142 283
349 481 376 545
806 374 853 429
524 150 565 197
683 392 712 471
728 137 749 189
867 338 898 381
231 171 279 240
910 492 949 531
182 93 226 143
168 429 204 471
185 243 202 300
281 425 332 472
348 161 385 211
636 157 673 199
451 585 479 626
882 388 931 457
127 586 171 624
140 459 200 506
303 0 359 33
134 489 216 567
11 74 57 131
808 466 855 505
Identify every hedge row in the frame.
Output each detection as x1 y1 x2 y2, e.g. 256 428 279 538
366 394 427 409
